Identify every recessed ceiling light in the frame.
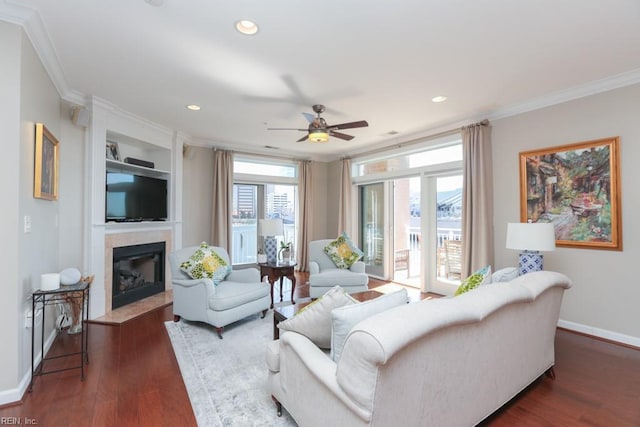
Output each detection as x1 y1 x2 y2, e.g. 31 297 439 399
235 20 259 35
186 105 201 111
431 96 447 103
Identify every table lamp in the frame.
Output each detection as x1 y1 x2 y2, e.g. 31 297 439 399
259 219 283 264
506 222 556 275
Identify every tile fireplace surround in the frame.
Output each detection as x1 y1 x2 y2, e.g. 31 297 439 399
104 230 172 316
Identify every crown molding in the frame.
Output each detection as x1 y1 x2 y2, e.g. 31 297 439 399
1 1 76 101
488 68 640 121
342 68 640 163
0 0 32 24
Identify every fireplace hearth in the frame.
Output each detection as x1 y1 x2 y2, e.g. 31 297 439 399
112 241 165 309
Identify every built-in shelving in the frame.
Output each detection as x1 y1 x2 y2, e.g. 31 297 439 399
105 159 170 178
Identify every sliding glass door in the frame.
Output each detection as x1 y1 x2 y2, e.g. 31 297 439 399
357 173 463 292
359 183 385 277
393 177 421 287
354 137 463 293
431 174 463 295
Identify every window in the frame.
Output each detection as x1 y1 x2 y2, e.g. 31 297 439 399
354 135 463 293
232 157 298 265
354 138 462 178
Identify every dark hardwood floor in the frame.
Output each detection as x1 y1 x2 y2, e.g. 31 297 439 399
2 273 639 426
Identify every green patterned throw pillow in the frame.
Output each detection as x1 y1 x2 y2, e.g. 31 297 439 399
323 232 364 269
180 242 231 285
454 265 492 296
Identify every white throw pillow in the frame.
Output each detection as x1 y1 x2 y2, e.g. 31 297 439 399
330 289 409 362
277 286 356 349
491 267 519 283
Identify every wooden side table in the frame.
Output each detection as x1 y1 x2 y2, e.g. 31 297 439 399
259 262 297 308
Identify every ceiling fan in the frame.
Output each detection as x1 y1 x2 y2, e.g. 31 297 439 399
268 104 368 143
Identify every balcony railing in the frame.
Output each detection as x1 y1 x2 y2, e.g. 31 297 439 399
398 227 461 280
232 222 461 276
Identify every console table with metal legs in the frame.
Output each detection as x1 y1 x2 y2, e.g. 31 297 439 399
30 280 90 392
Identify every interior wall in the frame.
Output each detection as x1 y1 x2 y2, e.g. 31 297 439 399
492 83 640 343
18 29 65 385
181 146 214 247
58 102 85 269
0 21 22 393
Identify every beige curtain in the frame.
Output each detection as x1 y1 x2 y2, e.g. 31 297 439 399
338 158 352 235
296 161 312 272
211 149 233 251
461 121 494 277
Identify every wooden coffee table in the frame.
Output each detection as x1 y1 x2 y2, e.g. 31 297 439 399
272 289 384 339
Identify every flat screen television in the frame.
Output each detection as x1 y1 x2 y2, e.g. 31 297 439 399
106 171 168 222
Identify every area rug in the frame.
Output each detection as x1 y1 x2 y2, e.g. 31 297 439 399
165 313 297 426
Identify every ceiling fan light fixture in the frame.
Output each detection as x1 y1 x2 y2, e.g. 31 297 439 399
308 131 329 143
235 20 259 35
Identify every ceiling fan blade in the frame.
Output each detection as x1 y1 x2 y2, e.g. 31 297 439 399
296 134 309 142
302 112 315 123
329 130 354 141
267 127 307 131
327 120 369 130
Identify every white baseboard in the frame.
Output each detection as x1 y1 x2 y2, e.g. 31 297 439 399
0 328 58 406
558 319 640 348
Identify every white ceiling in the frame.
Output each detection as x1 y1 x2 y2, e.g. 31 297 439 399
3 0 640 161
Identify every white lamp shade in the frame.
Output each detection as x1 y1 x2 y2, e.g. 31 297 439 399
259 219 283 237
506 222 556 252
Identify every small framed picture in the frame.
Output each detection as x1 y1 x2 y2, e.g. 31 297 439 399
106 142 120 161
34 123 59 200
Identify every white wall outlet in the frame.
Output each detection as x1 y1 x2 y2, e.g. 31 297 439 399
25 307 42 328
24 215 32 233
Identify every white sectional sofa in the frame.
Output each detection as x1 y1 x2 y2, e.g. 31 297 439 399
267 271 571 426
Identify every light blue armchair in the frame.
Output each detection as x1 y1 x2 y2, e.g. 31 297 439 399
169 246 270 338
308 239 369 298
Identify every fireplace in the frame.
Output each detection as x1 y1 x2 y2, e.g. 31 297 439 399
112 241 165 309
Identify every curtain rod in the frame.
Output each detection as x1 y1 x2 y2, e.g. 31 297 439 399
210 146 308 163
351 119 489 160
351 128 459 160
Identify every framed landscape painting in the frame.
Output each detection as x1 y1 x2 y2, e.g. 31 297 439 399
34 123 59 201
519 137 621 250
